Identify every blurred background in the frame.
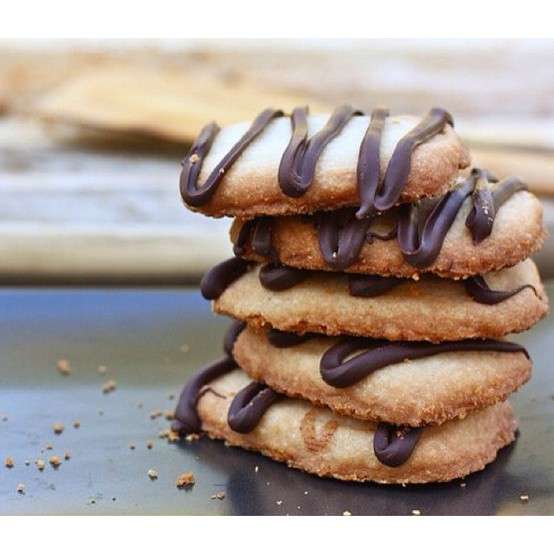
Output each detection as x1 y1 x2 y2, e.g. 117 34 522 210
1 38 553 285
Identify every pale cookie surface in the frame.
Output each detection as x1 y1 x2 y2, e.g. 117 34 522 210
197 369 517 484
231 190 544 278
234 325 531 426
188 113 470 217
214 259 548 342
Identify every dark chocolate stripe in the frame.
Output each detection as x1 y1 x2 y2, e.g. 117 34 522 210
348 274 404 297
259 263 309 291
320 337 529 388
180 109 284 207
266 328 316 348
223 320 246 356
227 381 281 434
466 176 528 244
172 355 237 435
373 424 423 467
200 257 249 300
356 108 390 219
397 172 476 268
316 210 372 270
374 107 454 211
233 217 275 259
278 105 363 197
233 219 257 256
251 217 274 258
464 275 538 305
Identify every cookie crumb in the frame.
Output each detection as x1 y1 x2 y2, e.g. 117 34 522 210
520 494 530 503
176 472 195 489
129 444 136 450
56 359 71 376
88 498 96 505
185 433 200 443
211 491 225 500
146 441 154 450
159 429 180 443
411 509 421 516
45 444 53 450
164 410 175 421
150 410 162 420
254 465 259 473
97 365 108 374
49 455 62 468
102 379 117 394
189 154 200 164
460 482 467 488
52 423 64 435
342 510 352 516
64 452 71 461
4 456 14 468
147 469 158 480
304 491 309 495
180 343 190 353
276 500 283 506
35 459 45 471
73 420 81 429
16 483 25 494
24 460 30 466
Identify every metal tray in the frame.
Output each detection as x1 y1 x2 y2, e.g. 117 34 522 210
1 286 553 515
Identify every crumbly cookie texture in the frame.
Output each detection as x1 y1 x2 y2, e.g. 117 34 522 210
197 369 517 484
188 113 470 218
214 259 548 342
233 325 531 427
230 190 544 279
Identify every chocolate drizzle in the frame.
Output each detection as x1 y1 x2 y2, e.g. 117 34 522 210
464 275 538 305
180 109 284 207
374 108 454 211
397 171 476 268
319 337 529 388
259 263 309 291
356 108 389 219
266 328 316 348
348 274 403 297
466 176 528 244
172 355 237 435
278 105 363 197
223 319 246 356
200 257 249 300
316 209 373 270
227 382 281 434
373 424 423 467
234 217 274 259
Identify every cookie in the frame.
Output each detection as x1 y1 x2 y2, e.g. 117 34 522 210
180 106 470 218
212 259 548 342
231 173 544 278
233 325 531 426
178 367 516 484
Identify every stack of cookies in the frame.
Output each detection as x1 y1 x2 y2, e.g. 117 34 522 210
172 106 548 484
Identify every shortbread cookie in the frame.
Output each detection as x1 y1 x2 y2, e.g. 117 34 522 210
233 325 531 426
180 106 470 218
212 259 548 341
175 367 516 484
231 173 544 278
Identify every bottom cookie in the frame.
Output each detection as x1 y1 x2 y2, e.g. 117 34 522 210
173 365 517 484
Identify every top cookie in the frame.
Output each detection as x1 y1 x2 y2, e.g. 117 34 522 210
180 106 470 218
